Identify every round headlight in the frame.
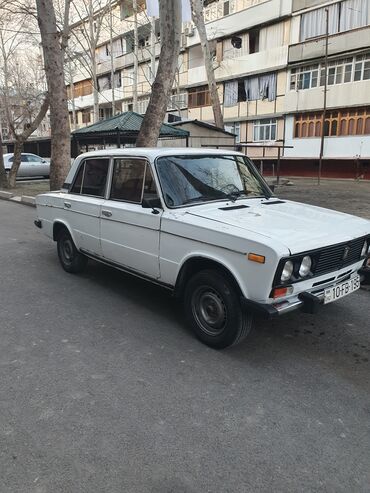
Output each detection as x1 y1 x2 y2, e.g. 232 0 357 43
361 241 368 257
281 260 294 282
299 255 312 277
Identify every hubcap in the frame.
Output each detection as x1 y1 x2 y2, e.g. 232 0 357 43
62 238 74 263
192 286 227 336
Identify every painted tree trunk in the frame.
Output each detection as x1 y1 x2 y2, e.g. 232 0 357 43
191 0 224 129
35 0 71 190
7 139 23 189
0 131 7 189
136 0 182 147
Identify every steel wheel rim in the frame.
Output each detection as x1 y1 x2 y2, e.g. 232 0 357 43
192 286 227 336
61 238 74 264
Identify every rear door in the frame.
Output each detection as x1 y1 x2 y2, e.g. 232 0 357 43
26 154 49 176
100 157 161 278
65 157 110 255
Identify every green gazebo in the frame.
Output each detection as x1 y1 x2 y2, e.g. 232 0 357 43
72 111 189 150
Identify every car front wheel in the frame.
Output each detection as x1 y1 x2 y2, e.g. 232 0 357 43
57 228 87 274
184 269 253 349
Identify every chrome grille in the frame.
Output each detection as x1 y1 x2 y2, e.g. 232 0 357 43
314 237 366 275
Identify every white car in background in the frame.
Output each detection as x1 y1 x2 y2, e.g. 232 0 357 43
34 149 370 349
3 153 50 178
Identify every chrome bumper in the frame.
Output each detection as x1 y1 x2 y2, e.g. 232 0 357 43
242 268 368 319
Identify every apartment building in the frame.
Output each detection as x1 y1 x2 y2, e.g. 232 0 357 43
66 0 370 178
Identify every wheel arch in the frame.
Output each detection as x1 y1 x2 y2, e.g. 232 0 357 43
52 220 76 244
174 255 245 299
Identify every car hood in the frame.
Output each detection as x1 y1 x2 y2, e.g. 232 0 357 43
185 199 370 254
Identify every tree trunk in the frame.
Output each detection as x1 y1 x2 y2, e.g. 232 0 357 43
191 0 224 129
136 0 182 147
0 131 7 189
7 139 23 188
35 0 71 190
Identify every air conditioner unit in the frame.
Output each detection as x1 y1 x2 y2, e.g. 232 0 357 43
184 26 195 37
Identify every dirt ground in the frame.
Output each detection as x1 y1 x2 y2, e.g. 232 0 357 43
275 178 370 220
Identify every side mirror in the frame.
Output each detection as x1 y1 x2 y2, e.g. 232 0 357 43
142 196 162 212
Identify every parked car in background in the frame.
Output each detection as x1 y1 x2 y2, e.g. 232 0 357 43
34 149 370 349
3 153 50 178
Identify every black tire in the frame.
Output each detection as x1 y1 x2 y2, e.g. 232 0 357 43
56 228 88 274
183 269 253 349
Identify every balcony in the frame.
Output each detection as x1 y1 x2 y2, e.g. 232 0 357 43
288 26 370 64
186 0 291 48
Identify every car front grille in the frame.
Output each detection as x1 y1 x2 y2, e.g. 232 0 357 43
314 236 366 275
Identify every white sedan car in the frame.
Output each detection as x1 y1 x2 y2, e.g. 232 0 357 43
3 153 50 178
34 148 370 348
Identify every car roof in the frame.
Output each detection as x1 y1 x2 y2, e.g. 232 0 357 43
75 147 243 161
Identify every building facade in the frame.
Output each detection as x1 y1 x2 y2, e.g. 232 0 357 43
66 0 370 178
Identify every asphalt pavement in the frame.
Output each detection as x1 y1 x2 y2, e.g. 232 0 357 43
0 200 369 493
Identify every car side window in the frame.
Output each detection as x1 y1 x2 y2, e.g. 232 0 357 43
110 159 147 203
28 155 43 163
70 159 109 197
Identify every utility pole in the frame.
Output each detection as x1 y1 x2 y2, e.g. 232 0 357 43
109 0 116 115
133 0 138 112
318 8 329 185
150 16 156 83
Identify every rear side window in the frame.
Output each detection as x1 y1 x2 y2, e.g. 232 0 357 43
70 159 110 197
110 158 146 203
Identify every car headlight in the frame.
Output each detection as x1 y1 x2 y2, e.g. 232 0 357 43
361 240 368 257
281 260 294 282
299 256 312 277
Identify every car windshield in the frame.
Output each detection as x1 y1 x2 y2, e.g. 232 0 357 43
156 154 271 208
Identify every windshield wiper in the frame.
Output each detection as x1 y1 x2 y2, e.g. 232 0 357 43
182 195 213 205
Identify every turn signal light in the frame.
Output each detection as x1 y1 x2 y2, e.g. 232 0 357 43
247 253 265 264
271 286 293 299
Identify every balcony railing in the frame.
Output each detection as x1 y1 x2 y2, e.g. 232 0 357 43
204 0 268 23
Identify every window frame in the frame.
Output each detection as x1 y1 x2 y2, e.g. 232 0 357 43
108 157 158 205
252 118 277 142
68 157 111 198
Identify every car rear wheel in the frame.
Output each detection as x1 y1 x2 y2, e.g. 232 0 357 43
57 228 87 274
184 269 253 349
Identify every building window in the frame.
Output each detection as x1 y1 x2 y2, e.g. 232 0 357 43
290 53 370 91
82 110 91 124
188 85 211 108
137 99 150 115
225 122 241 142
253 119 277 141
294 107 370 138
68 79 93 98
300 0 368 41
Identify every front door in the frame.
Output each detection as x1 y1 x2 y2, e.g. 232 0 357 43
64 157 110 256
100 157 161 279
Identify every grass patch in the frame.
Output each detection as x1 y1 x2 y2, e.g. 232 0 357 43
1 181 50 197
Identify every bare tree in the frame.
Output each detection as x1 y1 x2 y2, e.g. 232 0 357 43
35 0 72 189
191 0 223 129
136 0 182 146
0 8 50 188
69 0 111 123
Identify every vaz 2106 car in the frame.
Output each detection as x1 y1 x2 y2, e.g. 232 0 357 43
35 149 370 348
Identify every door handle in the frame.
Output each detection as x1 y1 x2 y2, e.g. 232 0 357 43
64 202 71 208
102 209 112 217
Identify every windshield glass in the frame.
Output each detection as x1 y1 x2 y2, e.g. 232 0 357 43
156 154 270 208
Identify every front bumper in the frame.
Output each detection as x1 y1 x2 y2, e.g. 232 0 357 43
242 267 369 319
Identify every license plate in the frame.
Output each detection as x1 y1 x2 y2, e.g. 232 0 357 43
324 275 361 304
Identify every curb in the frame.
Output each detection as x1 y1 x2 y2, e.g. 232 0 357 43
0 193 36 208
21 195 36 207
0 190 13 199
